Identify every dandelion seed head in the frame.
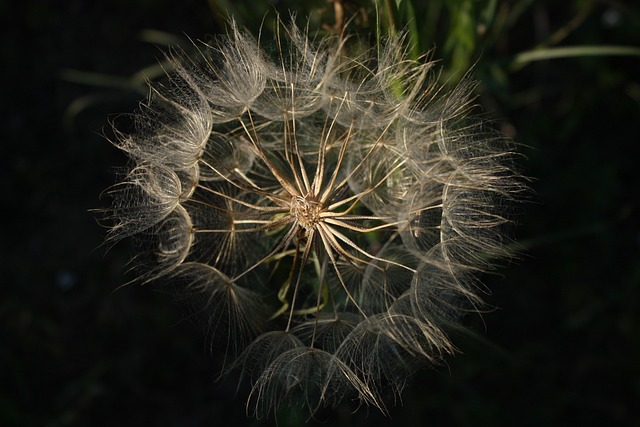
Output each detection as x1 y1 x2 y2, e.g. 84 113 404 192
102 15 523 418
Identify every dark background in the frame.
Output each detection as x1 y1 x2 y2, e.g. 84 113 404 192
2 1 639 426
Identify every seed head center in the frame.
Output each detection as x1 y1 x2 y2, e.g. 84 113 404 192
290 194 323 231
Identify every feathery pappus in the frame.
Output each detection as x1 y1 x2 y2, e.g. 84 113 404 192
102 16 522 418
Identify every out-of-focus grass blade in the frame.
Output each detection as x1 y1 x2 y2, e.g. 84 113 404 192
138 29 187 47
421 0 443 50
130 60 175 86
59 69 138 91
442 0 476 83
395 0 420 60
61 59 174 129
511 45 640 69
479 0 498 28
61 59 173 92
62 92 134 130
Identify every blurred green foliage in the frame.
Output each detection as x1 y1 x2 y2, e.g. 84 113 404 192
3 0 639 426
60 0 640 123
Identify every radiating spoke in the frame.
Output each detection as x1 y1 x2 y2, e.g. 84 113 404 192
322 223 416 273
193 216 291 234
290 94 312 194
322 217 401 233
317 95 351 200
326 156 407 211
317 223 385 271
231 222 298 282
239 112 300 197
323 118 396 203
193 186 289 212
316 226 368 317
285 229 315 331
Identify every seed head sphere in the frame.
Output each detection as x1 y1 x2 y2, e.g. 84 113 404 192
103 18 522 417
